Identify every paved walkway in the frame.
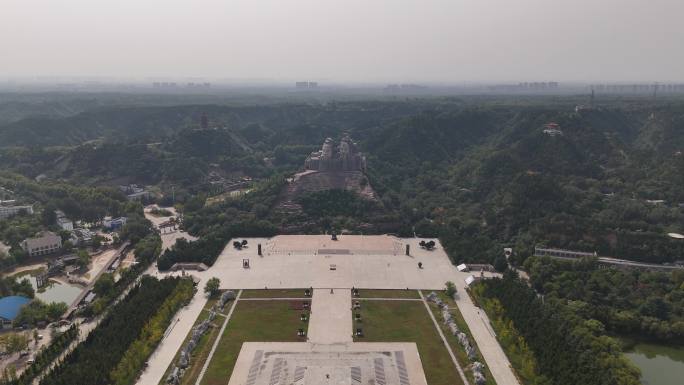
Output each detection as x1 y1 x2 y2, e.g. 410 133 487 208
356 298 422 301
307 289 352 344
452 280 520 385
239 297 310 301
135 284 210 385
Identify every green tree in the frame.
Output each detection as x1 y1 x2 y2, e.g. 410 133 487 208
12 278 35 298
2 333 29 354
76 249 90 270
204 277 220 298
94 273 115 297
91 235 102 249
445 281 457 298
62 240 74 253
133 234 161 264
14 300 66 326
493 254 509 272
46 302 68 320
41 204 57 226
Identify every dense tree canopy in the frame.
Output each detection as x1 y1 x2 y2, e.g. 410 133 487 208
477 273 642 385
525 256 684 342
40 276 188 385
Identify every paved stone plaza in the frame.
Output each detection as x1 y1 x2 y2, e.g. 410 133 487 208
206 235 459 290
226 286 429 385
308 289 353 344
228 342 427 385
138 235 520 385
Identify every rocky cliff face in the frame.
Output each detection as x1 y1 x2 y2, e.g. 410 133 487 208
276 170 377 213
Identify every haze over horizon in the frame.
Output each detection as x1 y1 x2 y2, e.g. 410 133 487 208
2 0 684 83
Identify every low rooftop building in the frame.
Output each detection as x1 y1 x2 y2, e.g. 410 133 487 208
0 203 34 220
55 210 73 230
119 184 152 201
70 228 95 246
103 216 127 231
21 231 62 257
57 216 73 231
542 122 563 136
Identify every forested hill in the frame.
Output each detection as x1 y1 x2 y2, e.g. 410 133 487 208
1 96 683 264
0 101 425 147
0 101 428 183
360 104 684 264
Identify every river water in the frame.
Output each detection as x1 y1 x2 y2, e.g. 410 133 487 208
625 343 684 385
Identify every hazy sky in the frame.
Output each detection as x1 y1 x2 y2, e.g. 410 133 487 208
2 0 683 83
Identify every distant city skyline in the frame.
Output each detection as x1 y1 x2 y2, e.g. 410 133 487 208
2 0 683 83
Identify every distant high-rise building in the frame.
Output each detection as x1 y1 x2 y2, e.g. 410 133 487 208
295 81 319 89
200 113 209 129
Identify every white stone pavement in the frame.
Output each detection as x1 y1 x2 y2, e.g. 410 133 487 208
140 236 520 385
132 209 204 385
452 278 520 385
200 235 460 290
135 284 209 385
307 289 352 344
227 342 428 385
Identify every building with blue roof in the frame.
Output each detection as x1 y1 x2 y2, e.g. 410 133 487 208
0 295 31 328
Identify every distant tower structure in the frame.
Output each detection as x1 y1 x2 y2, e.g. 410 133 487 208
590 88 595 109
200 112 209 129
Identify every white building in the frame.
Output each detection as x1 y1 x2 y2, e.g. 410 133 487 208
119 184 152 201
0 203 34 220
55 210 73 231
57 217 73 231
21 232 62 257
103 216 127 231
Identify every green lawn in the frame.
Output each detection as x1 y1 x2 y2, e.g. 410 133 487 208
429 292 497 385
240 289 309 298
353 301 464 385
354 289 421 299
199 300 309 385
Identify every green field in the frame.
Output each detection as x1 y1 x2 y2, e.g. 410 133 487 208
240 289 309 298
354 289 421 299
199 300 309 385
353 300 464 385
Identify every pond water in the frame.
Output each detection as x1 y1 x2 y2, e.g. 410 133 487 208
27 275 82 305
625 342 684 385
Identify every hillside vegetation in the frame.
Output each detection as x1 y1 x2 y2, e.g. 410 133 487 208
1 96 683 266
